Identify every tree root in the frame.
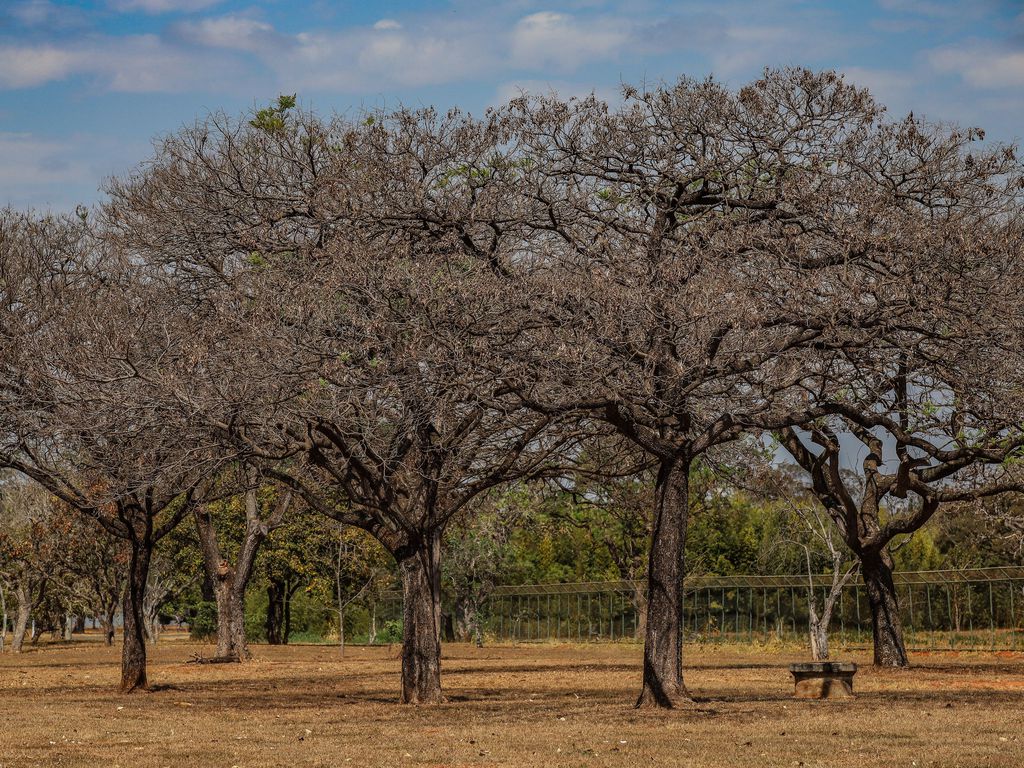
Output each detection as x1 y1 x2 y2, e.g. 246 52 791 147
187 652 240 664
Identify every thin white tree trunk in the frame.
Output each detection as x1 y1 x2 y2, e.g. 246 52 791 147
0 583 7 653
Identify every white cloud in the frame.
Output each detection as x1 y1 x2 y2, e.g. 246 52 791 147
373 19 401 31
108 0 222 14
0 35 249 92
929 43 1024 88
510 11 628 71
10 0 60 25
278 19 496 91
0 45 77 88
173 15 279 52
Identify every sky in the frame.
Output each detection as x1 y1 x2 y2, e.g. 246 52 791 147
1 0 1023 211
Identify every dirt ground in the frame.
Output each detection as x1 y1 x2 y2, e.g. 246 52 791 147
1 636 1022 767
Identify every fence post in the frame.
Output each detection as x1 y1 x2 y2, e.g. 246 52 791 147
989 582 995 651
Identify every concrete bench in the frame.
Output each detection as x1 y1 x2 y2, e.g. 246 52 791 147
789 661 857 699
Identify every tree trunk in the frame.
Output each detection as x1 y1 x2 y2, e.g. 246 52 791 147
121 525 153 693
397 530 444 704
338 609 345 657
194 504 266 660
63 614 74 642
266 581 285 645
808 597 830 661
12 584 30 653
209 578 249 658
369 602 377 645
283 579 295 644
636 453 692 708
102 608 116 646
862 549 908 668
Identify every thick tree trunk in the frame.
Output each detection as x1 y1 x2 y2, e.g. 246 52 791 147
636 453 692 708
862 549 908 668
397 530 444 704
145 614 161 644
121 529 153 693
210 579 249 658
194 504 267 660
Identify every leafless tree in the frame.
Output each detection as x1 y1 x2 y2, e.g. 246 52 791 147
326 523 388 657
102 104 583 704
492 68 990 706
770 113 1024 666
0 209 228 690
95 70 1024 708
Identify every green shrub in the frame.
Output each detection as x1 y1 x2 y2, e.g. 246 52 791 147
378 619 402 643
189 602 218 642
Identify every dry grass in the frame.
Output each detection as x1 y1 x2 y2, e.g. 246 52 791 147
1 634 1023 767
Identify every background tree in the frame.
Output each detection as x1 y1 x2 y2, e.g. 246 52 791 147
192 476 293 659
0 475 59 652
442 489 529 644
46 505 126 645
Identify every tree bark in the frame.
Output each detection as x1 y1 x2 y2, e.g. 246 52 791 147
636 453 692 708
195 513 244 659
265 580 286 644
862 549 908 668
0 583 6 653
397 529 444 704
11 582 30 653
120 519 153 693
808 599 830 661
101 608 116 646
194 499 272 660
283 579 294 643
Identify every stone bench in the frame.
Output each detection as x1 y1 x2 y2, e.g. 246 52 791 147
789 661 857 699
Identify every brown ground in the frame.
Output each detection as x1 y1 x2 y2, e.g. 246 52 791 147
1 635 1022 767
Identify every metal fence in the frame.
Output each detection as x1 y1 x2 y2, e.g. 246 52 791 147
375 567 1024 649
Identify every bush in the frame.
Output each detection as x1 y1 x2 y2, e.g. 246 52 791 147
378 619 402 644
189 601 218 642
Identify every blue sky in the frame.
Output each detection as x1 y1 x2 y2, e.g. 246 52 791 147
2 0 1023 210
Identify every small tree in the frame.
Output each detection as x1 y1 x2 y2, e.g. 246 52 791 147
192 475 293 659
443 489 528 645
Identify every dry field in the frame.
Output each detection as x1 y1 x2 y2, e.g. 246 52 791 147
1 636 1023 767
